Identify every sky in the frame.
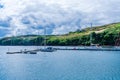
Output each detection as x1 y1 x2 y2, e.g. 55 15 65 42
0 0 120 37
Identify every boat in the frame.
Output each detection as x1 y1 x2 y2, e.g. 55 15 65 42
40 47 56 52
40 27 56 52
25 51 37 54
6 50 37 54
6 36 17 54
6 52 22 54
21 49 37 54
6 32 37 54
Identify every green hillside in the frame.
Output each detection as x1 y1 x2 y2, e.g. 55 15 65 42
0 22 120 46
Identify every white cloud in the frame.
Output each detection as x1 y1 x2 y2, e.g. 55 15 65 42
0 0 120 37
52 25 79 35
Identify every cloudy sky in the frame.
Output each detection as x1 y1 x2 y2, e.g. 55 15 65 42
0 0 120 37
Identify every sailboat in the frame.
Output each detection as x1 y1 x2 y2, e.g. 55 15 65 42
6 36 21 54
6 32 37 54
40 27 56 52
85 23 100 50
21 34 37 54
16 30 37 54
90 23 99 47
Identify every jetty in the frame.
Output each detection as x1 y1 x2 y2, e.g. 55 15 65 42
6 46 120 54
6 50 37 54
55 47 120 51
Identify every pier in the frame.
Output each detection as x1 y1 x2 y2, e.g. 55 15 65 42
6 47 120 54
56 48 120 51
6 50 38 54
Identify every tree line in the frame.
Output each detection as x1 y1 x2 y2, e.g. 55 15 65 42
0 31 119 46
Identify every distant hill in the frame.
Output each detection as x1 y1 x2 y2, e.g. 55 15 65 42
0 22 120 46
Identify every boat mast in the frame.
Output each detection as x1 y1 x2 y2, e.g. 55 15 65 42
11 37 12 46
44 26 47 48
11 36 14 46
90 23 93 46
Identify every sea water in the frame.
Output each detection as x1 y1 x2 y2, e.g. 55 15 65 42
0 46 120 80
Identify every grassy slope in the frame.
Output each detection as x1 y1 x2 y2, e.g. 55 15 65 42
48 22 120 41
0 22 120 45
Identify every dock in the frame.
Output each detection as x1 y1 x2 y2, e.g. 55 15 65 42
56 48 120 51
6 47 120 54
6 50 37 54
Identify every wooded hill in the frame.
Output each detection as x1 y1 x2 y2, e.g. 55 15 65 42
0 22 120 46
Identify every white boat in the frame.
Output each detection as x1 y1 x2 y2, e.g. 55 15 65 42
40 47 56 52
20 49 37 54
40 27 56 52
25 51 37 54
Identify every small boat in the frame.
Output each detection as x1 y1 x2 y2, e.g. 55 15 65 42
6 51 22 54
6 51 37 54
7 49 37 54
27 51 37 54
21 49 37 54
40 27 57 52
40 47 56 52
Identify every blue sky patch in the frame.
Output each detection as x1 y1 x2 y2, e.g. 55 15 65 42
0 4 4 9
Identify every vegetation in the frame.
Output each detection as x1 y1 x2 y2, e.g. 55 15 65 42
0 22 120 46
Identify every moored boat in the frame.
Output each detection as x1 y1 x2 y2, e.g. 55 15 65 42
40 47 56 52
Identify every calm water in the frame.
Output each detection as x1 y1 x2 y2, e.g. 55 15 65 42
0 46 120 80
